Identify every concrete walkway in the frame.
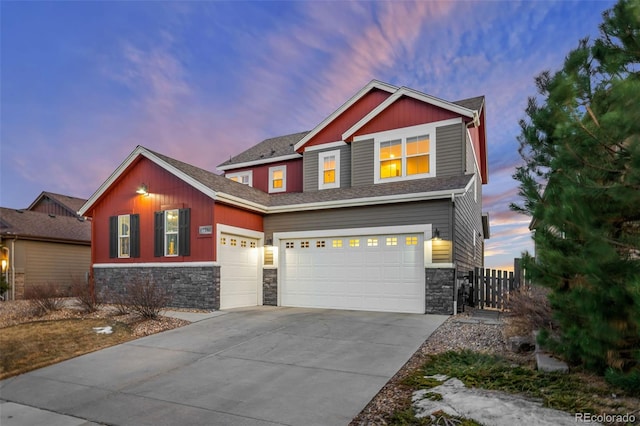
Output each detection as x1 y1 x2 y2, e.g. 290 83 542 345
0 307 447 426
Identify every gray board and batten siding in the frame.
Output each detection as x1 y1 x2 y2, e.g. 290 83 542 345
303 144 352 192
263 200 452 263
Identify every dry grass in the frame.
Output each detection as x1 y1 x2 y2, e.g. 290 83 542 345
0 318 135 379
0 300 190 380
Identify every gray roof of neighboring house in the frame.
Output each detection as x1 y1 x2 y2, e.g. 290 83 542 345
27 191 88 216
217 131 309 168
0 207 91 243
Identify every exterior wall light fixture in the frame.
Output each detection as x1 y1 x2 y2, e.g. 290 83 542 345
136 183 149 196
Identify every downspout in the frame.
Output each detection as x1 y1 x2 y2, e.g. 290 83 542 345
11 237 16 301
451 192 457 314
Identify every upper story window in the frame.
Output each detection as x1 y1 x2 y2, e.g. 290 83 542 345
378 134 431 181
154 208 190 257
362 121 447 184
318 150 340 190
109 214 140 259
227 171 253 186
269 165 286 193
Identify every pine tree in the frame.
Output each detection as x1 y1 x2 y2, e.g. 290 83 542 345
511 0 640 392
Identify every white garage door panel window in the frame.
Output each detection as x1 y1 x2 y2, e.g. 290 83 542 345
281 234 424 314
219 234 259 309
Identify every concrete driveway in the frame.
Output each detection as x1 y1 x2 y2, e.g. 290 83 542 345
0 307 447 426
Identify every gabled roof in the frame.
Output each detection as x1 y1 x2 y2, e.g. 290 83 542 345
27 191 88 216
79 146 273 216
0 207 91 244
80 145 474 216
217 131 308 171
293 80 398 151
342 86 477 141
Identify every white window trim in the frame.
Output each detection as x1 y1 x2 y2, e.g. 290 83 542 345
268 165 287 193
226 170 253 187
373 124 436 184
118 214 130 258
165 209 179 257
353 118 462 184
318 149 340 190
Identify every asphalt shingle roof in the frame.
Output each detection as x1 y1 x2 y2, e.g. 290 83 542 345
148 146 472 208
453 96 484 112
217 131 309 168
28 191 88 216
147 148 272 206
0 208 91 243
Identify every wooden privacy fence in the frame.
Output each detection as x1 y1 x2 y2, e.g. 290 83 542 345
467 267 521 310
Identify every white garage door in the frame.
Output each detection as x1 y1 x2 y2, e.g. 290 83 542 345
280 233 424 313
219 233 259 309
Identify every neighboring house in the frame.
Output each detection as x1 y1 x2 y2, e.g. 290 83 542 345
0 207 91 300
27 191 88 218
79 80 489 314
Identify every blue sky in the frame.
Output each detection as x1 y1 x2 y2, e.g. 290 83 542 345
1 0 615 270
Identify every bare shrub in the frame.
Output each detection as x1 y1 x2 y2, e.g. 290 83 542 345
71 276 102 313
25 283 66 316
505 285 556 336
104 287 130 316
123 278 172 320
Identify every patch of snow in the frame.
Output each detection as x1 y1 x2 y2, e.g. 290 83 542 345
412 377 597 426
92 326 113 335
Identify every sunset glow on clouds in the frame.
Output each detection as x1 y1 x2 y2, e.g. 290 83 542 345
1 1 615 270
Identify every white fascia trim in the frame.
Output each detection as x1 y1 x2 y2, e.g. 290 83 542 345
93 261 219 268
293 80 398 151
79 146 219 216
216 192 268 214
267 187 466 214
79 146 147 216
304 141 347 152
343 87 475 141
217 154 301 171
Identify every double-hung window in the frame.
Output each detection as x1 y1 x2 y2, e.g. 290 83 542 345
154 208 190 257
165 209 179 256
118 215 130 257
369 121 443 183
318 150 340 189
109 214 140 258
269 166 286 193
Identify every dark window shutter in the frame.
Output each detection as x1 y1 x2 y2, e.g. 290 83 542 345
154 211 164 257
178 208 190 256
109 216 118 258
130 214 140 258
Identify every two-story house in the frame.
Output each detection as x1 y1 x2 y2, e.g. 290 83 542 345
79 80 489 314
